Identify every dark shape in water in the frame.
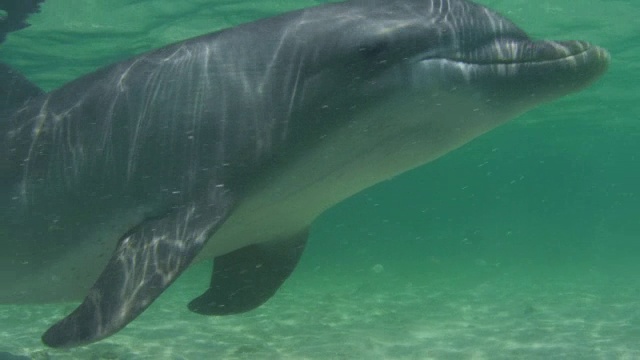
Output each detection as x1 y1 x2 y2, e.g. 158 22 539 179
0 0 45 43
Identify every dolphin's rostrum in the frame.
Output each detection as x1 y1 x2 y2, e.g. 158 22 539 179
0 0 609 348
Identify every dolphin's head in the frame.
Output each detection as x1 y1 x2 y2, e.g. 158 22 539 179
391 0 611 108
297 0 609 134
290 0 609 163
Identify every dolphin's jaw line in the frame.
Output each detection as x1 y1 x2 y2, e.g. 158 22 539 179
407 41 609 107
423 41 609 67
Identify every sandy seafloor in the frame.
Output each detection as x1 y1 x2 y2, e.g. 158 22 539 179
2 259 639 360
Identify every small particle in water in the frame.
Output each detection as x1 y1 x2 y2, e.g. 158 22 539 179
371 264 384 273
474 259 487 267
523 304 537 315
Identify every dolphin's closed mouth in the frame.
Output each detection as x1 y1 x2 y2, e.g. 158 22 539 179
438 40 610 66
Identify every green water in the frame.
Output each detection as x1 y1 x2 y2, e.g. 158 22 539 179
1 0 638 359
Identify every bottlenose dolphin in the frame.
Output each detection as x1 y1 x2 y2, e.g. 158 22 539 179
0 0 608 348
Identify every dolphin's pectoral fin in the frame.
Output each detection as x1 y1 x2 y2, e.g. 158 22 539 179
188 229 308 315
41 189 233 349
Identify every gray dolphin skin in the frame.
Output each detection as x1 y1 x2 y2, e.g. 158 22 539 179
0 0 608 349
